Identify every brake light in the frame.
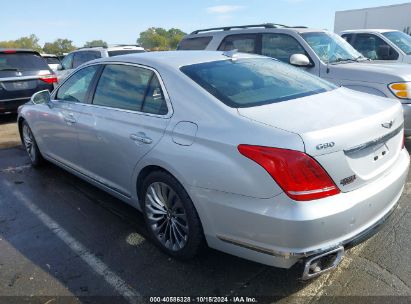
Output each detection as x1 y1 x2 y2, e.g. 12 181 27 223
40 75 58 84
238 145 340 201
3 50 16 54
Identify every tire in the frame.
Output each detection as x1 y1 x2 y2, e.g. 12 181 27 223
21 121 43 167
141 170 205 260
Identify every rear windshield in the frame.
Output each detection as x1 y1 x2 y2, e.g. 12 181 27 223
108 50 145 57
0 53 50 71
44 57 60 64
180 58 336 108
177 37 212 50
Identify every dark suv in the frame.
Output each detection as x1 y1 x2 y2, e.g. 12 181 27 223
0 49 57 114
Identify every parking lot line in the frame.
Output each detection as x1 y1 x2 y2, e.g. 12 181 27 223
3 180 141 303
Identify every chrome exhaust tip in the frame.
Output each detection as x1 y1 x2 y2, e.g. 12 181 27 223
301 246 344 280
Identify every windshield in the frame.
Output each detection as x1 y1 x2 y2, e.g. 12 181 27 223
44 57 61 64
383 31 411 55
301 32 363 63
181 58 336 108
0 53 50 71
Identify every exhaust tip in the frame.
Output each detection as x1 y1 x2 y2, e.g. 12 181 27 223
301 246 344 280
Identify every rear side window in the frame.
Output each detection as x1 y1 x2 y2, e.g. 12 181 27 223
56 65 99 102
177 37 212 50
108 50 145 56
181 58 336 108
73 51 101 68
61 53 74 70
92 64 168 114
0 53 49 71
262 34 307 63
218 34 258 53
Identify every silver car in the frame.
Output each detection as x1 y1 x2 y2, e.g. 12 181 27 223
18 51 409 280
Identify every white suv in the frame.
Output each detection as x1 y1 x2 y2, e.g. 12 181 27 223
57 45 145 81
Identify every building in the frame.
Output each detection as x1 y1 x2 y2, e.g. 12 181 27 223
334 2 411 33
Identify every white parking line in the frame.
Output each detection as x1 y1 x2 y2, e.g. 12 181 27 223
3 181 140 303
0 164 32 173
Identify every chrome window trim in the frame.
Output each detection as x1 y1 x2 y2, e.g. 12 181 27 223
52 61 174 119
344 124 403 155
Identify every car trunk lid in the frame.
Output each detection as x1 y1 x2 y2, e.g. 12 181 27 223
237 88 404 192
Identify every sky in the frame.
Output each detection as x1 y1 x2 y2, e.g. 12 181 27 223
0 0 406 47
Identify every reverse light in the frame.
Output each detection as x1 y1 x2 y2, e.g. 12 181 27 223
40 74 58 84
238 145 340 201
388 82 411 100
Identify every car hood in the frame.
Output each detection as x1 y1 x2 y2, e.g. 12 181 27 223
327 61 411 83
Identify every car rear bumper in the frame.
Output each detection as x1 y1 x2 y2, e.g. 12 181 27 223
0 97 30 113
189 148 409 268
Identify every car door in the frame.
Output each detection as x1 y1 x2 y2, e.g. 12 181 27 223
75 63 171 197
40 65 100 170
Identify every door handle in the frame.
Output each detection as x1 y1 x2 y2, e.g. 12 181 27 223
130 133 153 144
64 113 76 124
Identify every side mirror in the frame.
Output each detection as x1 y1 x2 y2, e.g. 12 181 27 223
289 54 311 67
31 90 51 105
377 45 391 59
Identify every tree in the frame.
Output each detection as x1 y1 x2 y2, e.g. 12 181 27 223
43 39 76 55
137 27 186 51
0 34 42 52
83 40 108 48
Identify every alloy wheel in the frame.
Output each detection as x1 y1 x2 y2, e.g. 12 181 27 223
145 182 189 251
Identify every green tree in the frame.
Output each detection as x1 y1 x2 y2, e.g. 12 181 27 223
43 39 76 55
83 40 108 48
137 27 186 51
0 34 42 52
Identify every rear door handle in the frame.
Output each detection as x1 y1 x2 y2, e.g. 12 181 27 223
130 133 153 144
64 113 76 124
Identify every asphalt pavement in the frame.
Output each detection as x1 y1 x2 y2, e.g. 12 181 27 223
0 142 410 304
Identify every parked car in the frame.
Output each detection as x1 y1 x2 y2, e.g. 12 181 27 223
178 24 411 135
0 49 57 114
340 29 411 63
41 53 62 71
57 45 145 81
18 51 408 279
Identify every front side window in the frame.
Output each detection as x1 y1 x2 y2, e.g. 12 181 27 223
181 58 336 108
351 34 398 60
383 31 411 55
73 51 101 68
341 34 354 43
218 34 258 53
56 65 99 102
92 64 167 114
301 32 364 63
262 34 308 63
177 37 212 50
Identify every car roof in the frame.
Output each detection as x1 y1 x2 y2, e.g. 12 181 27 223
340 29 398 34
95 50 264 69
184 26 327 38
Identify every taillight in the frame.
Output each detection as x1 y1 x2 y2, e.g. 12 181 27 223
3 50 16 54
238 145 340 201
40 75 58 84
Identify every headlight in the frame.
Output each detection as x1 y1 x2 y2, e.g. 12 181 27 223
388 82 411 99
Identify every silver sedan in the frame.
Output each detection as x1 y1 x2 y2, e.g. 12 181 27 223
18 51 409 279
